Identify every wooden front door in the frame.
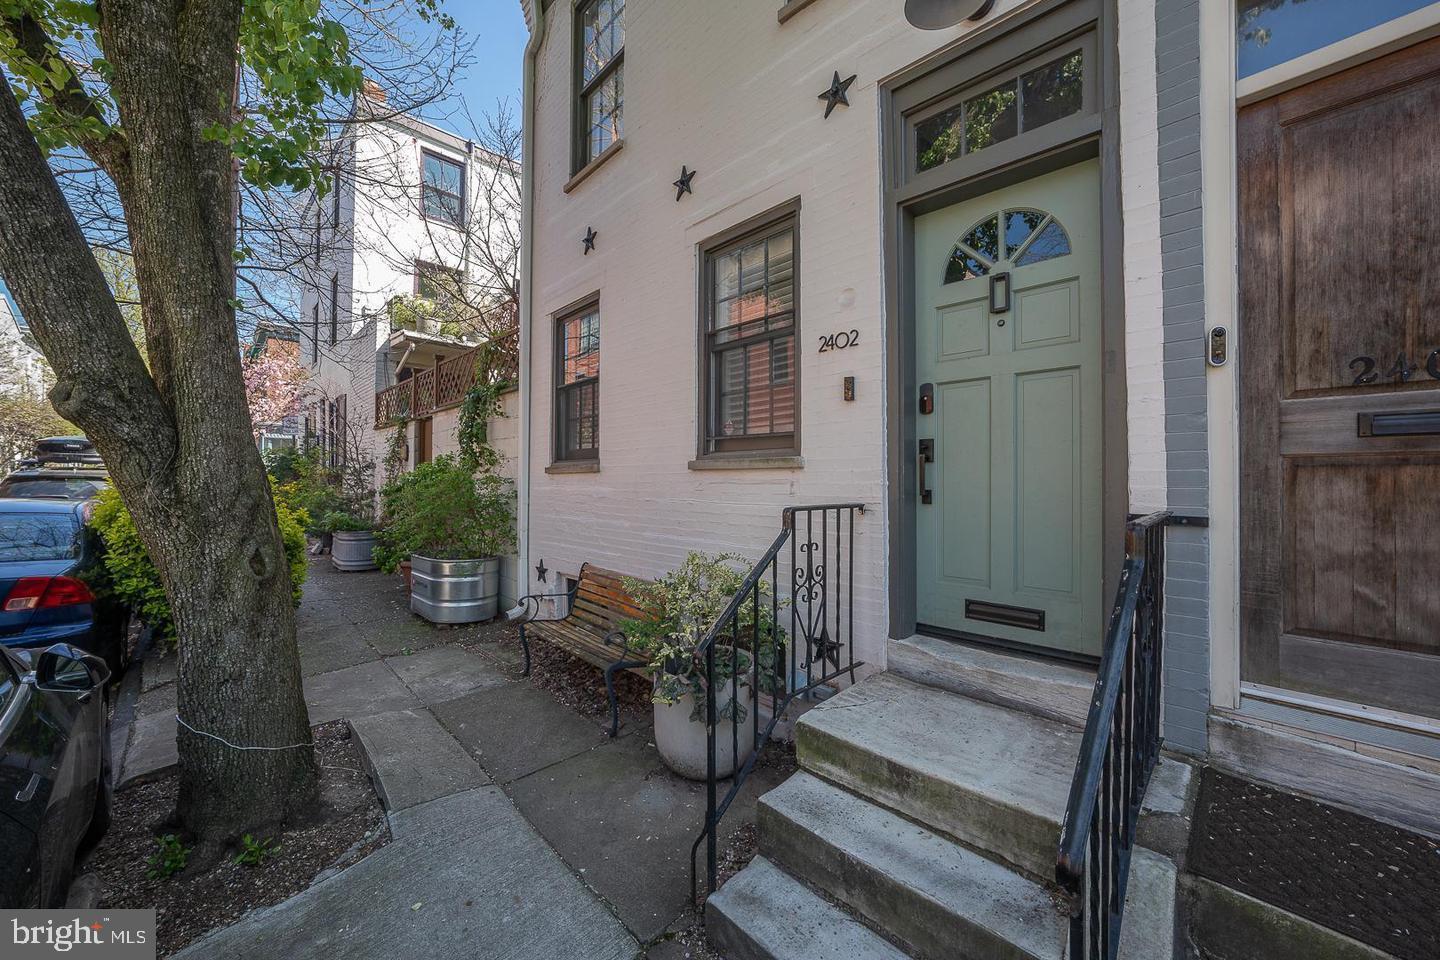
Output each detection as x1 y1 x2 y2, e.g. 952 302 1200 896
914 159 1104 657
1239 38 1440 722
416 417 433 465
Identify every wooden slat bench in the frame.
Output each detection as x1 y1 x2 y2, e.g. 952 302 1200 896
516 563 654 737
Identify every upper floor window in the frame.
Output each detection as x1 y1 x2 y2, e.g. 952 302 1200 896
422 151 465 226
576 0 624 170
329 274 339 344
1236 0 1437 78
555 304 600 461
702 211 798 457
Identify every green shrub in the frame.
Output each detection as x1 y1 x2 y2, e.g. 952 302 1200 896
147 834 190 880
274 448 343 535
233 833 282 867
374 455 515 574
90 481 311 646
620 552 786 723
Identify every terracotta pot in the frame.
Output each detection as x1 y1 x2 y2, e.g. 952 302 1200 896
399 560 413 592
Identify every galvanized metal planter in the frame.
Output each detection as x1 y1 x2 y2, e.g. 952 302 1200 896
330 531 377 572
409 554 501 624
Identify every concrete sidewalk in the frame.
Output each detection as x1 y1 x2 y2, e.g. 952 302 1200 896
133 559 777 958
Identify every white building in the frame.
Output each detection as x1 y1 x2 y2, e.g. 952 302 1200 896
0 293 47 401
516 0 1440 955
298 85 520 480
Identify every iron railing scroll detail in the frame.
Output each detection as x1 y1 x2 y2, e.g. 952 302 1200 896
689 503 865 903
1056 511 1172 960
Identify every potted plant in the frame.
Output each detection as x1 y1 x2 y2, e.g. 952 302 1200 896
376 455 515 624
621 553 785 781
325 510 379 571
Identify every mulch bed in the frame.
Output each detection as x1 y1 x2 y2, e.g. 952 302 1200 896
82 721 389 958
1189 768 1440 960
458 617 654 726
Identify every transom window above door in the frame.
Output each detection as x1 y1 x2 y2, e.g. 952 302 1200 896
944 208 1071 283
1236 0 1440 78
914 47 1086 174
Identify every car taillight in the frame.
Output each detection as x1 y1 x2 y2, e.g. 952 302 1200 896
2 576 95 611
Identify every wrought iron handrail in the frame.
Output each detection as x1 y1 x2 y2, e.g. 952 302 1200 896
690 502 865 903
1056 510 1172 960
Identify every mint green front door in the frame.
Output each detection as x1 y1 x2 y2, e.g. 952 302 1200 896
913 159 1103 657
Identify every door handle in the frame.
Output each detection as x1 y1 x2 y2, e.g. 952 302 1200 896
15 773 40 804
918 439 934 505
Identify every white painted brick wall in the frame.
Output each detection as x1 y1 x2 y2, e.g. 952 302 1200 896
526 0 1165 671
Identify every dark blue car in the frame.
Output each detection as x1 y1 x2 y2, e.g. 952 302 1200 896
0 498 129 674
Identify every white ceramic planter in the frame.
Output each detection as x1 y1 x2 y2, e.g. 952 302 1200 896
409 554 501 624
654 680 756 781
330 530 377 571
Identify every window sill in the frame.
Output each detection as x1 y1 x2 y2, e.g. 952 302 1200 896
546 460 600 474
563 139 625 195
777 0 823 23
688 455 804 471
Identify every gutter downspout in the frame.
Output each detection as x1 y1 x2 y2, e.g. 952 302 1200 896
518 1 546 601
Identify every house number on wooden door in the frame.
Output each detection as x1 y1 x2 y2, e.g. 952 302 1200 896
1348 349 1440 385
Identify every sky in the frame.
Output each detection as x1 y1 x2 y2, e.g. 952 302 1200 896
0 0 529 326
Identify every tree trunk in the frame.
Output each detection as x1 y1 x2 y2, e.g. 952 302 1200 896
0 2 318 841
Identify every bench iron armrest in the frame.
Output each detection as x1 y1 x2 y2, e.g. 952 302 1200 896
514 582 579 625
602 629 643 663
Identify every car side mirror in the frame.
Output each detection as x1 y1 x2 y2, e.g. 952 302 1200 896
34 644 110 694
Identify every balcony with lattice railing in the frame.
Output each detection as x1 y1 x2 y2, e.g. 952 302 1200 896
374 330 518 427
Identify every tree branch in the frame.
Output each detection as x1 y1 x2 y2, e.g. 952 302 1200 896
0 78 173 479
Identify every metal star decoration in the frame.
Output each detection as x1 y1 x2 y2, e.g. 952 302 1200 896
582 226 597 255
818 71 857 119
673 165 696 201
535 559 548 583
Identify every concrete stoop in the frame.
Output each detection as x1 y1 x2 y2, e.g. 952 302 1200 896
1184 875 1399 960
708 669 1180 960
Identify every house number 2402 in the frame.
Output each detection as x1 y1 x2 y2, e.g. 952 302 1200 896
1348 349 1440 385
818 329 860 353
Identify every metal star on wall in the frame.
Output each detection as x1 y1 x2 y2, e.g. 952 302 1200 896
535 559 548 583
673 166 696 201
582 227 597 255
818 71 857 119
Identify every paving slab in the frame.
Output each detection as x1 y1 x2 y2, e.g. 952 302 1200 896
177 787 639 960
384 644 508 704
431 683 611 783
134 681 176 718
298 622 380 677
140 653 176 692
359 615 450 656
303 659 421 726
350 708 490 812
505 733 785 942
119 710 177 786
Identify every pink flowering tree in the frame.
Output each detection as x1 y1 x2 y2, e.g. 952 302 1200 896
242 344 310 439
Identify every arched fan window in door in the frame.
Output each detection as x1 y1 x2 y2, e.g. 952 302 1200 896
943 207 1072 284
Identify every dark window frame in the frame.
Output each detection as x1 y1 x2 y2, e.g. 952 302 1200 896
572 0 625 175
329 274 339 344
311 301 320 361
553 298 601 463
698 200 802 459
901 29 1099 182
420 149 466 228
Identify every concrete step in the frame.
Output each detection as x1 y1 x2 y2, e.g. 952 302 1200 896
888 635 1094 727
706 857 912 960
758 772 1067 960
795 671 1078 879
